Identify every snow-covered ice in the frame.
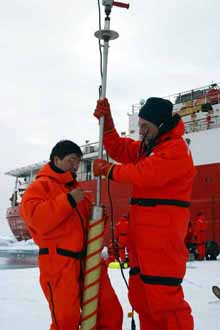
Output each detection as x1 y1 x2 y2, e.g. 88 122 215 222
0 256 220 329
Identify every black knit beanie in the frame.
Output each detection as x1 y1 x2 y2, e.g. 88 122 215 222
50 140 83 161
138 97 173 127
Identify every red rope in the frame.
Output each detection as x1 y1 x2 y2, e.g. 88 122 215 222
87 231 105 245
81 309 98 322
84 261 102 275
83 277 101 291
85 247 103 261
82 293 99 306
88 218 104 230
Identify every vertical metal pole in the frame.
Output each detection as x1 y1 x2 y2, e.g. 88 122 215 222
81 13 119 330
96 20 110 206
81 0 129 326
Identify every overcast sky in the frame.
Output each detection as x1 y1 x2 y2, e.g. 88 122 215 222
1 0 220 235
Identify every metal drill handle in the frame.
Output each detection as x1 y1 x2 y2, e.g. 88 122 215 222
113 1 129 9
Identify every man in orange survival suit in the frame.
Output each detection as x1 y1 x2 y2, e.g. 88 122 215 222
193 212 208 260
93 98 196 330
20 140 123 330
115 214 129 264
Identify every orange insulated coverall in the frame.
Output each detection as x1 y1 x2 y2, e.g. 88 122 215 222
103 119 196 330
20 163 122 330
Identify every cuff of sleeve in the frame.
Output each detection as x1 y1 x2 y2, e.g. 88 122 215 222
67 193 77 208
107 165 115 180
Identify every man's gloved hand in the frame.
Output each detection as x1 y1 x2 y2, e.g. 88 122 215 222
93 98 114 132
67 187 84 208
93 159 114 178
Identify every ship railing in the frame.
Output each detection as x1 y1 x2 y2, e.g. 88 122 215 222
171 91 220 105
129 84 220 116
165 82 220 104
185 115 220 134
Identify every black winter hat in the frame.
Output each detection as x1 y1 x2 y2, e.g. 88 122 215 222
50 140 83 161
138 97 173 127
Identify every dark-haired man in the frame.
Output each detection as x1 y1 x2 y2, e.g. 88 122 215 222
20 140 123 330
93 98 196 330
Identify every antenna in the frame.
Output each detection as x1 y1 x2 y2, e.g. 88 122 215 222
95 0 129 205
81 2 129 329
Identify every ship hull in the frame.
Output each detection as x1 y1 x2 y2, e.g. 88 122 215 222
6 205 31 241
